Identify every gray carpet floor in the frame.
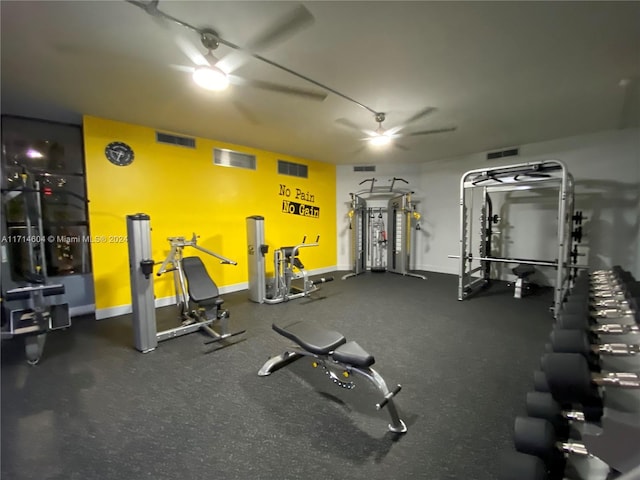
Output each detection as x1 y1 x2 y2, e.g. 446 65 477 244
1 272 555 480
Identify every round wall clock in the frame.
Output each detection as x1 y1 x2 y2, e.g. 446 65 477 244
105 142 134 166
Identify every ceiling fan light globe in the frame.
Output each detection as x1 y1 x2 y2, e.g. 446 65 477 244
193 66 229 91
369 134 392 147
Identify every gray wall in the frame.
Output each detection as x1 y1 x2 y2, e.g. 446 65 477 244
336 128 640 281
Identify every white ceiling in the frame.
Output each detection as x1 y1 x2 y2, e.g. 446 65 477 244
1 1 639 165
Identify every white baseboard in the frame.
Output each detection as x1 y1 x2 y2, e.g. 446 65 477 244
94 270 335 320
415 264 458 275
70 304 96 318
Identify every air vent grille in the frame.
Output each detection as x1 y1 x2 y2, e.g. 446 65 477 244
487 148 519 160
214 149 256 170
353 165 376 172
156 132 196 148
278 160 308 178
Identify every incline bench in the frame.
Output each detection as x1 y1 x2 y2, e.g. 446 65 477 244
258 321 407 433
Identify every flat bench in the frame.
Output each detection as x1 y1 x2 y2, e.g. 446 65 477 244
259 321 407 433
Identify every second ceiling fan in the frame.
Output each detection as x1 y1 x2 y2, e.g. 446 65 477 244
337 107 457 150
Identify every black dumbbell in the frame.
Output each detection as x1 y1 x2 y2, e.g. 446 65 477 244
533 370 550 393
513 416 574 478
513 416 624 480
526 391 603 435
542 353 640 405
556 313 639 334
561 297 639 322
549 329 640 359
566 282 640 309
567 282 640 307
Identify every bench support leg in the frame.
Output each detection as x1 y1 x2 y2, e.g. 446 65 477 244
258 350 303 376
351 366 408 433
514 277 524 298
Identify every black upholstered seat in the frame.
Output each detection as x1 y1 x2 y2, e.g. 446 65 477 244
513 264 535 279
182 256 223 306
332 341 375 368
272 322 346 355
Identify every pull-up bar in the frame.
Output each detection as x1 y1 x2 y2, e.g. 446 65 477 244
448 254 588 269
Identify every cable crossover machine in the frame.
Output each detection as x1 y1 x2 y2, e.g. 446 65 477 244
343 177 425 280
448 160 588 316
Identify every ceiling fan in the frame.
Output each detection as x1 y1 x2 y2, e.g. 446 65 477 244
125 0 327 101
336 107 457 150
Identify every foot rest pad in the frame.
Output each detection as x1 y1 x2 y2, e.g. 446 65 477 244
332 341 375 368
272 322 346 355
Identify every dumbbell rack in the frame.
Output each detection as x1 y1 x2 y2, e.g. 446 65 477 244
451 159 584 317
500 266 640 479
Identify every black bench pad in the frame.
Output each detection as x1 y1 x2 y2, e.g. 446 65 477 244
272 322 346 355
513 264 535 279
182 256 222 305
332 341 375 368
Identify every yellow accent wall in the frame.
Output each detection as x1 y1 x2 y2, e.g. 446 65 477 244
83 115 336 311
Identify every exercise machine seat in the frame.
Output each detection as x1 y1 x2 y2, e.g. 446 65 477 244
182 256 223 306
281 247 305 269
332 341 375 368
272 322 346 355
513 264 535 279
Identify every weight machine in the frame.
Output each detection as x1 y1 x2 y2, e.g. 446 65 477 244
448 160 587 316
1 169 70 364
246 215 333 304
343 177 425 280
127 214 244 353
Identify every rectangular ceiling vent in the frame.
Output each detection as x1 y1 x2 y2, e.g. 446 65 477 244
156 131 196 148
487 148 519 160
214 148 256 170
278 160 308 178
353 165 376 172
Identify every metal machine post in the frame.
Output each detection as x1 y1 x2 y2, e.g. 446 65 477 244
246 215 267 303
387 194 407 275
352 197 366 276
126 213 157 353
387 193 426 280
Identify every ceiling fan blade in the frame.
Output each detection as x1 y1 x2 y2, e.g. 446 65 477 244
237 78 327 101
168 64 195 73
216 5 314 74
403 106 438 126
174 35 210 67
335 118 365 132
386 107 438 135
247 4 315 52
406 126 458 136
393 143 410 151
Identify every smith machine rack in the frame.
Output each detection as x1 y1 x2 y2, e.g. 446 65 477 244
449 160 588 317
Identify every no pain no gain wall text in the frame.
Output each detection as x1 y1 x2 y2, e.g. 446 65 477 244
279 183 320 219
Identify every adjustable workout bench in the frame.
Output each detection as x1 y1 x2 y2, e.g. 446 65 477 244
258 321 407 433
